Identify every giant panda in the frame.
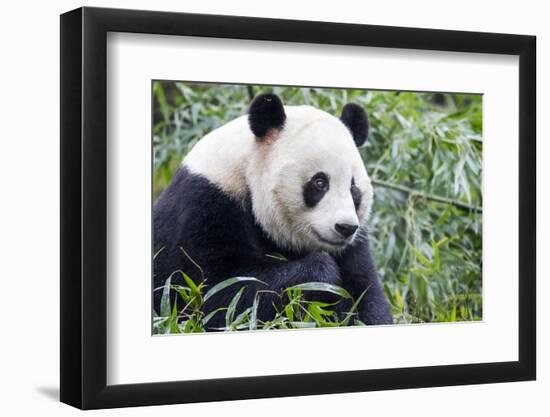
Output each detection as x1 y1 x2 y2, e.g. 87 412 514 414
153 93 393 329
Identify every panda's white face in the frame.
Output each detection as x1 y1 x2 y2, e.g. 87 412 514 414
247 106 373 253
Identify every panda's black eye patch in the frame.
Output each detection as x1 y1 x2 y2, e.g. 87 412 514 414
350 177 362 210
312 173 329 191
303 172 329 208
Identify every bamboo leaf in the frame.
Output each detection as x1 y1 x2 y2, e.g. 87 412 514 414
288 282 352 299
225 286 246 328
160 276 172 318
412 247 433 269
204 277 264 302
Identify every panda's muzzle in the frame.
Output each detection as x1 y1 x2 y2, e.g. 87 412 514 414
312 228 352 248
335 223 358 239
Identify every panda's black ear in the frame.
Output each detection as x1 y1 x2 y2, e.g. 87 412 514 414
248 93 286 139
340 103 369 147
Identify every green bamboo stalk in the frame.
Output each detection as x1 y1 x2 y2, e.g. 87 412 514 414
371 178 482 213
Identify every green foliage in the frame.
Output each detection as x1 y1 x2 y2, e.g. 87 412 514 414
153 274 366 334
153 82 483 331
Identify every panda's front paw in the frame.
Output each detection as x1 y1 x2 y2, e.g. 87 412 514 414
332 242 356 267
303 252 341 285
297 252 343 303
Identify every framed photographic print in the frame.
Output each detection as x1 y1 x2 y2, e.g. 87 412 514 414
60 6 536 410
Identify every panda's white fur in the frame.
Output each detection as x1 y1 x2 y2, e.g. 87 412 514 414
184 105 373 253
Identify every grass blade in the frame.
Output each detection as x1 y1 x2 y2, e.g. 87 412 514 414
204 277 264 302
288 282 352 299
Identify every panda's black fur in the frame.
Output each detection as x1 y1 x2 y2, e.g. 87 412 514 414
341 102 370 146
153 95 393 329
248 93 286 138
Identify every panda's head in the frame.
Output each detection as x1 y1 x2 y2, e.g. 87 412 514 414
247 93 373 254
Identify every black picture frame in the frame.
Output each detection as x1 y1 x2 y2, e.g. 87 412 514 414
60 6 536 410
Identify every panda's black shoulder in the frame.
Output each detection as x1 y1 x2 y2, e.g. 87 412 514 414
155 167 253 249
153 167 273 280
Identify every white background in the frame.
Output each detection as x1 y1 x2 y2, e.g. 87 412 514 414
0 0 546 415
108 34 518 384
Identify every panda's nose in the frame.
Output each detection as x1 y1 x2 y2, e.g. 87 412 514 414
335 223 358 238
